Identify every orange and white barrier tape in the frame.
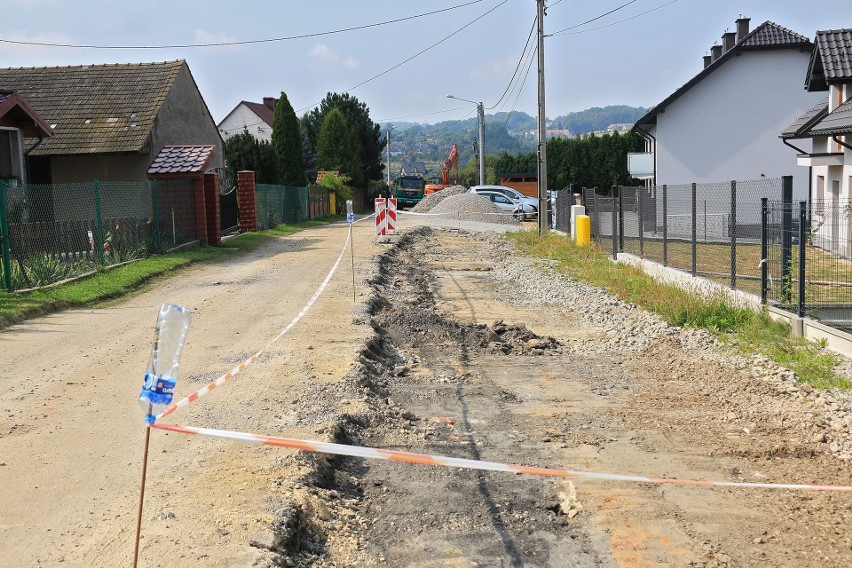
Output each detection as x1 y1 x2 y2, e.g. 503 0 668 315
157 219 362 420
150 422 852 492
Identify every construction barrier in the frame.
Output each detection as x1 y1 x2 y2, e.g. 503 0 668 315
150 421 852 492
375 198 397 236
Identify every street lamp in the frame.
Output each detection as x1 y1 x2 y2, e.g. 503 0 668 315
447 95 485 186
386 125 396 186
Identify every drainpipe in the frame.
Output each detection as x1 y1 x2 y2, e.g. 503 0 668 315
832 135 852 152
781 137 808 155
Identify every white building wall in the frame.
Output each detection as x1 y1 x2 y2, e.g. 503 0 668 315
217 104 273 142
655 50 822 200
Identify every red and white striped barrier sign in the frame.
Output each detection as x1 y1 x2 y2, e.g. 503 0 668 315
375 198 397 236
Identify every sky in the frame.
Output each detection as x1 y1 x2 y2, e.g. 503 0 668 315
4 0 852 127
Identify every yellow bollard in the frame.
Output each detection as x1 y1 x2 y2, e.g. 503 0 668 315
329 192 336 215
576 215 591 246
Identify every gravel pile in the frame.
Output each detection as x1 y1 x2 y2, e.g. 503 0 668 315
411 185 468 212
426 193 520 225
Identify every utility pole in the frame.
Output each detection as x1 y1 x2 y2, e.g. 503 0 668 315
536 0 549 236
386 127 393 185
448 95 485 186
476 101 485 186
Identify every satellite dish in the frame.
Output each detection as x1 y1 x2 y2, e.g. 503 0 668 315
205 167 236 196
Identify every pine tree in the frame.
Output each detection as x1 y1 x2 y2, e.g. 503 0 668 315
271 92 307 186
316 108 360 183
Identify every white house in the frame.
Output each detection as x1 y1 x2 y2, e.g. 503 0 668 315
217 97 276 142
633 17 822 198
782 28 852 254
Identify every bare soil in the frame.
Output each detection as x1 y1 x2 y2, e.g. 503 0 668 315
1 221 850 567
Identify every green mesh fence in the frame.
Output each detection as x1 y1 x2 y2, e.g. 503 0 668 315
255 184 309 229
0 178 198 291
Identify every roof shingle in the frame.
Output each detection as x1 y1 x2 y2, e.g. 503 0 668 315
147 145 215 175
0 60 184 156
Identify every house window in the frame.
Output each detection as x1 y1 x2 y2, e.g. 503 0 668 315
816 175 825 214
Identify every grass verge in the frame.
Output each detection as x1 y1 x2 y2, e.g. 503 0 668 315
0 217 342 328
510 230 849 390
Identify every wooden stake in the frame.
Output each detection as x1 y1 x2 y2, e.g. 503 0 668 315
133 425 152 568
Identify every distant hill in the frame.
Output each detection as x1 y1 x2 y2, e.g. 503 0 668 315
379 105 647 172
550 106 647 135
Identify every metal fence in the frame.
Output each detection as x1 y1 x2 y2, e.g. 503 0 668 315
255 184 309 230
763 198 852 332
583 177 784 297
0 178 197 291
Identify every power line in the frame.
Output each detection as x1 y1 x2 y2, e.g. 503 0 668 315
296 0 509 113
502 43 538 129
549 0 637 36
550 0 680 37
0 0 486 49
375 105 472 124
487 16 537 110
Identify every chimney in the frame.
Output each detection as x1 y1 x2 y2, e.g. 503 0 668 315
703 54 712 68
263 97 276 110
710 44 722 63
723 31 736 52
736 16 751 43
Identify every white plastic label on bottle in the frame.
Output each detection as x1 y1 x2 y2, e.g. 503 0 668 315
139 303 192 424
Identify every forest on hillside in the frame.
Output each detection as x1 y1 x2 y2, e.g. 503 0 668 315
386 105 647 167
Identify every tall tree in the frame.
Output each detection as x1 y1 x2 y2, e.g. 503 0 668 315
224 129 278 184
303 92 385 187
316 108 360 182
271 91 307 186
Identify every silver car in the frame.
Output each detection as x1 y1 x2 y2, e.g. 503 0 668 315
468 185 538 218
474 191 537 220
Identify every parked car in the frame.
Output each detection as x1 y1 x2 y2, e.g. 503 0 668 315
475 190 537 220
468 185 538 217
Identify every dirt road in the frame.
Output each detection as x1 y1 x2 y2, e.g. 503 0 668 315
1 218 850 567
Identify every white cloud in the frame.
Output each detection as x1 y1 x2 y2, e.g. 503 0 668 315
343 56 361 71
193 29 242 51
0 30 78 59
307 42 361 71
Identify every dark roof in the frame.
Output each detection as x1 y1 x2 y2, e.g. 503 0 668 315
0 60 185 155
0 90 54 138
635 21 812 128
740 22 810 47
806 99 852 137
147 145 216 175
242 100 276 127
805 29 852 91
781 97 829 138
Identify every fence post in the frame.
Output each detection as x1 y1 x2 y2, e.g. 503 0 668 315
592 189 600 237
730 180 737 289
798 201 807 318
94 180 105 266
761 197 768 304
617 186 624 252
152 179 161 251
638 186 644 257
0 180 12 291
611 187 618 260
691 182 697 277
662 184 668 266
781 175 793 304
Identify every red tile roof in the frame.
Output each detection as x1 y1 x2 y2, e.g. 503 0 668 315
147 145 216 174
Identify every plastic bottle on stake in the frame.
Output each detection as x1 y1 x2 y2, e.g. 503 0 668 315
138 304 192 424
